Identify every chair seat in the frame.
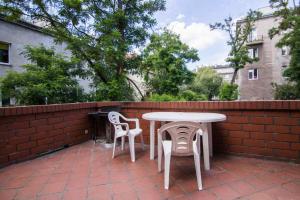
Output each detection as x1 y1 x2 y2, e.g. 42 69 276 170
115 130 127 138
128 128 142 136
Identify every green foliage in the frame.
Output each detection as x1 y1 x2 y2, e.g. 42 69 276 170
147 94 184 102
272 82 300 100
210 10 261 84
95 77 134 101
141 30 199 96
269 0 300 94
0 45 86 105
147 90 207 102
190 67 223 100
179 90 207 101
0 0 166 101
219 83 238 101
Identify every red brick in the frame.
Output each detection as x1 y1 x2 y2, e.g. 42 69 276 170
227 145 247 153
9 150 30 161
268 142 290 150
215 123 242 131
229 131 249 138
250 132 273 140
250 117 273 125
243 124 264 132
242 111 265 116
274 118 299 126
9 121 29 129
30 119 47 127
48 117 63 124
36 125 53 132
274 134 299 142
273 149 299 159
0 145 16 155
225 137 242 145
37 138 54 145
243 139 265 147
227 116 249 124
291 143 300 150
31 145 49 154
30 132 48 140
247 147 272 156
17 141 36 151
290 126 300 134
15 127 36 136
8 136 30 145
265 125 289 133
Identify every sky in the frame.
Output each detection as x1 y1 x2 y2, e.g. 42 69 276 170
154 0 271 70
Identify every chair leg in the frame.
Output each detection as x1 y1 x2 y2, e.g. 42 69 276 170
158 132 162 172
140 133 145 150
162 141 172 190
121 136 125 151
112 136 117 159
193 141 203 190
128 135 136 162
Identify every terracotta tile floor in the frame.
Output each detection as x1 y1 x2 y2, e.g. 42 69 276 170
0 141 300 200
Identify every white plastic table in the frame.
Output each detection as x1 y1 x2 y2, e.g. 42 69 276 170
142 112 226 170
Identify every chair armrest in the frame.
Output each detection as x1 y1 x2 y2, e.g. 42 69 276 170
121 117 140 129
111 122 129 132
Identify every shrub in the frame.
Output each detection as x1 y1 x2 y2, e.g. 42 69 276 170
272 82 300 100
147 94 184 101
219 83 238 101
179 90 207 101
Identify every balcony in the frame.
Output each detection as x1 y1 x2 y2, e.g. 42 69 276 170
0 101 299 199
246 35 264 46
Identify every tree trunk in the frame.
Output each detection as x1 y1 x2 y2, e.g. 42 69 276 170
231 69 238 85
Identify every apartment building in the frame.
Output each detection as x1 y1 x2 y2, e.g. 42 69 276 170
237 9 290 100
0 16 90 106
194 65 234 83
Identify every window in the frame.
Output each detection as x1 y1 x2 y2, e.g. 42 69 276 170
282 65 287 68
248 68 258 80
248 48 259 59
281 46 288 56
248 28 257 42
0 42 9 64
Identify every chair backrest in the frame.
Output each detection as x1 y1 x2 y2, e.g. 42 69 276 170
159 121 203 156
108 111 126 133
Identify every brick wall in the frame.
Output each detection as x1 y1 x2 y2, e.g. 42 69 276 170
120 101 300 162
0 101 299 167
0 102 119 167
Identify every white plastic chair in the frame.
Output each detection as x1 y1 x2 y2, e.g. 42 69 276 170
157 121 204 190
108 111 144 162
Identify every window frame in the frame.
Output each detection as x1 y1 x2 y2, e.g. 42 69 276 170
0 42 11 65
248 68 258 80
248 47 259 59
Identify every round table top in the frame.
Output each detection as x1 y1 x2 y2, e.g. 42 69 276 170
142 112 226 123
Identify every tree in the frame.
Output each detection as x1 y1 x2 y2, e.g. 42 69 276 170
141 30 199 96
0 45 86 105
210 10 262 84
269 0 300 96
190 67 223 100
219 82 238 101
0 0 166 100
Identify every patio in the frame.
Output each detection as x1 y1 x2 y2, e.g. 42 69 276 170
0 141 299 200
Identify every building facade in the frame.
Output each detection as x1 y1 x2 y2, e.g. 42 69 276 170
237 12 290 100
0 17 90 106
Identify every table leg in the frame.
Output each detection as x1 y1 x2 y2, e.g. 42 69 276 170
150 120 155 160
208 122 213 157
203 124 210 170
